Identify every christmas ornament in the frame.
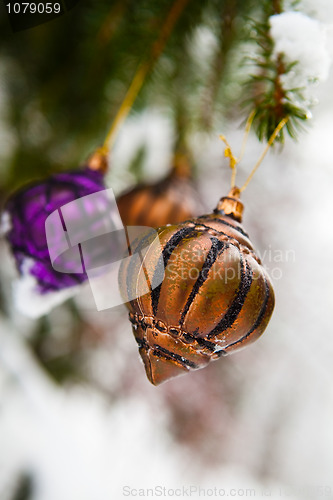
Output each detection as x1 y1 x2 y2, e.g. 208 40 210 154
117 155 205 227
2 151 107 295
119 114 291 385
119 186 274 385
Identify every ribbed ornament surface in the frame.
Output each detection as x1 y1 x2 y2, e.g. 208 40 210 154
119 194 274 385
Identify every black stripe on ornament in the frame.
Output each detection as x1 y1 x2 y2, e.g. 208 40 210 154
207 253 253 338
152 345 198 370
198 216 249 238
135 328 199 369
151 226 197 315
218 219 249 238
179 237 227 328
224 275 271 350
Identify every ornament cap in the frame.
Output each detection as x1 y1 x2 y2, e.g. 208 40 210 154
215 186 244 222
86 149 109 175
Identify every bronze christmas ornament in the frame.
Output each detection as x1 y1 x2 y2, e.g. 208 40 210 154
119 187 274 385
117 156 205 227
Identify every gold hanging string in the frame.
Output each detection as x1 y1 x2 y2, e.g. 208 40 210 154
239 116 289 192
219 110 256 188
237 110 256 165
219 134 238 186
99 0 191 156
219 113 289 193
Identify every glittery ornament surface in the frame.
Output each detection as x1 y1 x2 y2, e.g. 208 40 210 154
119 195 275 385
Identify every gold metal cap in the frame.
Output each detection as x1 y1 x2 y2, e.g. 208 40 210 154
215 187 244 222
86 149 109 174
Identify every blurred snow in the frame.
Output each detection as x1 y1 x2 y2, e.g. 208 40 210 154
0 211 12 235
0 320 302 500
285 0 333 23
0 320 179 500
106 109 174 193
12 258 81 318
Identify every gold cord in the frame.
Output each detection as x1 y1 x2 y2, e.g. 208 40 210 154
100 0 191 155
220 110 256 188
219 112 289 192
239 116 289 192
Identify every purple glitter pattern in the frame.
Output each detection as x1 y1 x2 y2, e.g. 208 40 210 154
4 167 106 294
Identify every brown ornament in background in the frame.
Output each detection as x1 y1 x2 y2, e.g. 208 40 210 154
116 155 205 227
119 187 274 385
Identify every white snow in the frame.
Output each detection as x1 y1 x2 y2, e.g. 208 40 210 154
0 320 301 500
284 0 333 23
269 12 331 90
0 211 12 235
13 258 81 318
0 322 179 500
107 109 174 193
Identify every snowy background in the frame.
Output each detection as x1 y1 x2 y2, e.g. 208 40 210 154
1 3 333 500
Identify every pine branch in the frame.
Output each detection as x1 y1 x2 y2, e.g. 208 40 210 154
199 0 238 129
244 1 310 142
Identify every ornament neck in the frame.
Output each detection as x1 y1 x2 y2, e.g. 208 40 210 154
215 187 244 222
171 153 192 179
86 149 109 175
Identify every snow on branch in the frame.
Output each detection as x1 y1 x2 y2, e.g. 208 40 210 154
270 11 330 103
246 2 332 142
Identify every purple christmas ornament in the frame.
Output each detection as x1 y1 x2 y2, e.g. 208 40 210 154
2 165 106 297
